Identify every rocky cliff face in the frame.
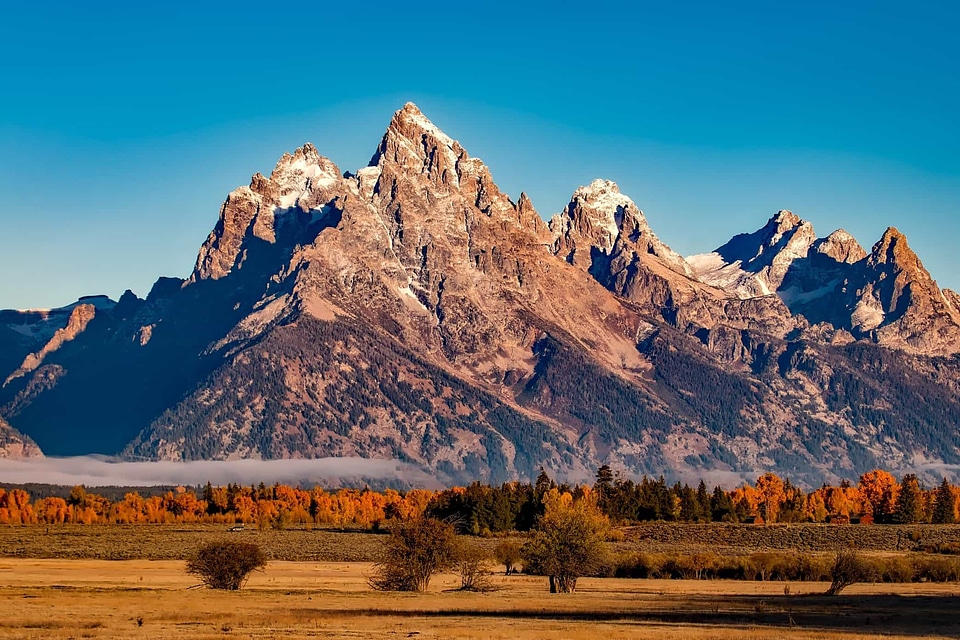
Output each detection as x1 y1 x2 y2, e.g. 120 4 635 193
548 180 711 316
688 213 960 356
2 103 960 484
0 416 42 458
689 210 818 298
851 228 960 353
4 303 98 386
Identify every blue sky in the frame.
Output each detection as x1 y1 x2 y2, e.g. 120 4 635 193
2 1 958 308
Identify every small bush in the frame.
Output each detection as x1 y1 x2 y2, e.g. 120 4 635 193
494 540 523 575
613 552 665 579
455 543 496 592
186 541 267 590
368 517 457 592
875 556 916 583
606 529 626 543
734 555 760 581
796 554 831 582
917 541 960 556
913 555 960 582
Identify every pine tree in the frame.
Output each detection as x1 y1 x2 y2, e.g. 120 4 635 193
893 474 924 524
696 480 711 520
534 468 554 499
931 478 956 524
678 484 701 521
594 464 613 510
710 485 734 522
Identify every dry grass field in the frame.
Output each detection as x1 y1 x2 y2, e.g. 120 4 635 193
1 525 959 638
622 523 960 555
3 523 958 561
1 559 959 639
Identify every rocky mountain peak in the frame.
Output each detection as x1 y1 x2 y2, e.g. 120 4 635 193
546 179 704 318
862 227 935 313
868 227 920 269
192 141 344 281
770 209 802 231
368 102 465 188
263 143 341 209
844 226 960 353
814 229 867 264
763 210 812 248
552 179 642 257
275 141 322 170
688 210 816 298
354 103 534 246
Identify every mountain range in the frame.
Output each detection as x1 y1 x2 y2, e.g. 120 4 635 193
3 103 959 485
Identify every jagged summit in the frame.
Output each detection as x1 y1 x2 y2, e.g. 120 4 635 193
550 179 691 275
770 209 802 229
384 102 455 149
688 210 816 298
551 179 638 257
365 102 474 197
814 229 867 264
869 227 920 268
369 102 458 168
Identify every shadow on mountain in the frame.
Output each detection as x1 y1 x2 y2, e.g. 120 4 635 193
775 249 861 329
0 209 342 457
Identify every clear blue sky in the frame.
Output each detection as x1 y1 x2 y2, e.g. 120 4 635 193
2 1 958 309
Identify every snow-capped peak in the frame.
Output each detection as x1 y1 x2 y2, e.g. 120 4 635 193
392 102 456 149
688 210 816 298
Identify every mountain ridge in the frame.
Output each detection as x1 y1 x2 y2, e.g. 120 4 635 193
1 103 959 485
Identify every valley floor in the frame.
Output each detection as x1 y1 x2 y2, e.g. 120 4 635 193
0 559 958 639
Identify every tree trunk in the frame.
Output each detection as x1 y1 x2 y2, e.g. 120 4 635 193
555 575 577 593
549 575 557 593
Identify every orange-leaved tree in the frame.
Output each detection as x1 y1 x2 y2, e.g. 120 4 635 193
521 488 610 593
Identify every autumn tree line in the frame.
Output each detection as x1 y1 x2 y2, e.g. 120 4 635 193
0 468 957 529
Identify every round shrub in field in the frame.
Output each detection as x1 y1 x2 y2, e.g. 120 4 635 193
368 517 458 592
186 541 267 590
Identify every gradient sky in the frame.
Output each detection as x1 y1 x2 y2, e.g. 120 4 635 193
2 1 958 309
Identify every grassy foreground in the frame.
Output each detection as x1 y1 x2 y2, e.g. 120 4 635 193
0 559 958 639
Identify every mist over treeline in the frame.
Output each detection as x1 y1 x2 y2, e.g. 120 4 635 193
0 456 439 490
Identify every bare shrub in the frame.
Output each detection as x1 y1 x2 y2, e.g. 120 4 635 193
368 517 457 592
455 543 496 592
825 549 869 596
186 541 266 590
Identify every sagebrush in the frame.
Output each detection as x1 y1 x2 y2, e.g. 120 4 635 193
186 540 267 590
